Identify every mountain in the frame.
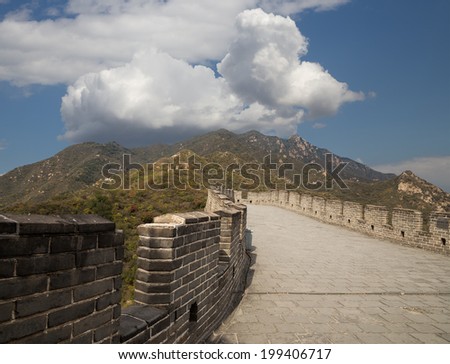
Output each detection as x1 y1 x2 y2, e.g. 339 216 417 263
0 142 131 207
0 129 435 212
316 170 450 213
140 129 394 182
0 129 395 208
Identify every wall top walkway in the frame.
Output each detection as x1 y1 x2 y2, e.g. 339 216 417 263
214 205 450 344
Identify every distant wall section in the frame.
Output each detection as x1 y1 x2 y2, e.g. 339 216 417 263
235 191 449 256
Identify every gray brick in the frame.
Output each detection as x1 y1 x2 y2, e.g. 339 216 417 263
119 315 147 343
48 301 95 328
137 246 174 260
16 290 72 318
95 322 116 342
79 234 97 250
139 236 184 248
16 254 75 276
135 269 175 284
59 214 115 233
50 236 79 253
0 236 49 257
2 214 77 235
0 315 47 343
50 267 96 290
71 331 93 344
97 262 123 279
0 302 13 323
138 225 178 238
73 309 113 337
137 257 183 271
73 279 112 302
0 259 15 278
116 246 125 260
16 324 72 344
0 276 47 300
76 248 115 267
98 232 123 248
96 291 122 311
0 215 17 234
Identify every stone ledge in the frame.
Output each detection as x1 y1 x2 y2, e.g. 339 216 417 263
0 214 115 235
120 304 167 343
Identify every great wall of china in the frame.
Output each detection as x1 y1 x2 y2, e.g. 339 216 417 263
1 187 449 344
0 189 249 343
234 190 449 256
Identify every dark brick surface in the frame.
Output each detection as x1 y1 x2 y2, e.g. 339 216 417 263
151 315 171 336
0 315 47 343
135 281 171 294
135 270 175 283
2 214 77 235
0 276 47 300
137 247 175 260
122 304 167 326
16 290 72 318
71 331 93 344
134 292 170 305
76 248 115 267
96 291 121 311
98 231 123 248
16 254 75 276
73 309 113 337
0 259 15 278
139 236 184 248
73 279 112 302
138 225 177 238
0 215 17 234
116 246 125 260
16 324 72 344
79 235 97 250
59 214 115 233
119 315 147 343
137 257 183 271
95 322 115 342
50 236 79 253
0 236 49 257
49 267 96 290
48 301 95 328
97 262 123 279
0 302 13 323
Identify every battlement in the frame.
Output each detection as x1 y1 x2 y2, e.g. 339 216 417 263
0 190 250 344
235 191 449 255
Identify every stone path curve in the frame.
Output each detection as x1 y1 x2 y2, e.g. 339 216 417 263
214 205 450 344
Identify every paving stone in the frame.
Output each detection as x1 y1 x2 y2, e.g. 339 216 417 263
410 333 450 344
267 333 300 344
214 205 450 344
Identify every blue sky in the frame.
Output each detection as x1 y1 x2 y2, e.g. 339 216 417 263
0 0 449 191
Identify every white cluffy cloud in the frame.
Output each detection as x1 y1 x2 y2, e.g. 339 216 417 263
60 9 364 144
373 156 450 193
0 0 349 86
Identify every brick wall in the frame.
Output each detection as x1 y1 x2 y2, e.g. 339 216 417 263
120 189 250 344
0 190 250 344
239 191 450 256
0 214 123 343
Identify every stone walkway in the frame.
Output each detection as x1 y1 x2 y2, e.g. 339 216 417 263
214 205 450 344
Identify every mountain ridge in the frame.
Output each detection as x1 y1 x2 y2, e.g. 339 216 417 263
1 129 448 213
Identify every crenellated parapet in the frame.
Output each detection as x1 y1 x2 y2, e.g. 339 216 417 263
0 189 250 344
235 190 449 255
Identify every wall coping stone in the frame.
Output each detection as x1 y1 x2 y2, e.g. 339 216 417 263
122 304 166 326
0 214 115 235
